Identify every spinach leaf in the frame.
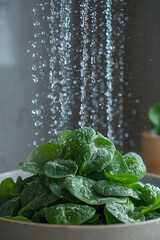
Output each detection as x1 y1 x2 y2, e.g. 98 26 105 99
105 151 128 176
44 203 95 225
145 211 160 220
0 195 16 206
19 191 58 218
57 130 72 146
77 137 115 177
44 159 78 178
27 142 62 165
139 184 160 214
16 176 24 194
123 152 146 180
19 177 48 208
49 181 80 203
21 162 44 175
64 128 96 160
0 197 20 217
0 178 19 196
104 198 145 224
94 180 140 199
105 151 139 183
104 207 121 224
105 172 139 184
64 176 126 205
86 214 101 224
93 136 115 153
141 183 160 205
3 216 32 222
140 195 160 214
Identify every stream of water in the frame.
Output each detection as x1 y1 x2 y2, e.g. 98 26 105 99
29 0 128 151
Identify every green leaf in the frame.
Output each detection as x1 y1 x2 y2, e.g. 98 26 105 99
148 103 160 132
21 162 44 175
0 178 19 196
104 198 145 224
141 183 160 205
105 172 139 184
3 216 32 222
57 130 72 145
16 176 24 194
93 136 115 153
140 184 160 214
123 152 146 180
104 207 121 224
105 151 128 176
105 151 140 183
27 142 62 165
49 182 62 198
64 176 126 205
19 177 48 208
77 137 115 177
86 214 101 224
64 128 96 160
145 211 160 220
44 203 96 225
0 197 20 217
44 159 78 178
94 180 140 199
0 195 16 205
49 181 80 204
19 191 58 219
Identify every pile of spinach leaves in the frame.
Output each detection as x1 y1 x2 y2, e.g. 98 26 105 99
1 127 160 225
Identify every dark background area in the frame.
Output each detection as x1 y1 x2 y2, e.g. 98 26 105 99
123 0 160 153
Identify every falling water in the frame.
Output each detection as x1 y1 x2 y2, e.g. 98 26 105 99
79 0 90 128
105 0 114 142
29 0 128 151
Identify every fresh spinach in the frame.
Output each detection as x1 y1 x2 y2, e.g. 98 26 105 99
0 197 20 217
21 162 44 175
1 127 160 225
64 127 96 160
3 216 32 222
27 142 62 165
0 178 19 196
44 203 96 225
123 152 146 180
104 198 145 224
64 176 124 205
94 180 140 199
105 151 139 183
78 137 115 177
44 159 78 178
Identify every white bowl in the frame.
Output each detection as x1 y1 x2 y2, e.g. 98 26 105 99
0 170 160 240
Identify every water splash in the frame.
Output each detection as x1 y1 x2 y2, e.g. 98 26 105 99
105 0 114 142
79 0 90 128
29 0 128 151
48 0 73 140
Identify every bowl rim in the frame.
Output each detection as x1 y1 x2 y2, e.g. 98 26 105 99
0 170 160 229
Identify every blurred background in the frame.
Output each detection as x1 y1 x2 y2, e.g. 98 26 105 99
0 0 160 173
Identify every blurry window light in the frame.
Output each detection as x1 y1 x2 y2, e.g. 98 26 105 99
0 0 16 66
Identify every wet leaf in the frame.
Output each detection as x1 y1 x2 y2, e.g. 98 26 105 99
94 180 140 199
64 176 126 205
44 203 95 225
44 159 78 178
